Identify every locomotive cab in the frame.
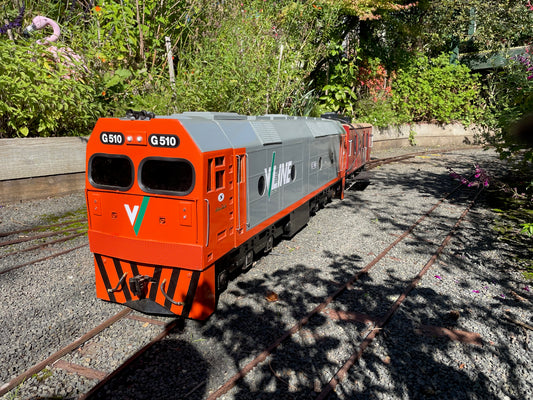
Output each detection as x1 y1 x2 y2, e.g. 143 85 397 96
86 115 220 319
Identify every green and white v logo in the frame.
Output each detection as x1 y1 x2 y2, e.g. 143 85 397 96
124 196 150 235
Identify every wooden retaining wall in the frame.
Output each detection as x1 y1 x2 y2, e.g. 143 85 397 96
0 137 88 204
0 123 482 204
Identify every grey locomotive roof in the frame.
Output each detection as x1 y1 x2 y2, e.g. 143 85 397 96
156 112 344 152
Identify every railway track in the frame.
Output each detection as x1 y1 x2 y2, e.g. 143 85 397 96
205 180 483 399
84 149 501 399
366 147 473 169
0 308 180 398
2 148 527 399
0 217 88 275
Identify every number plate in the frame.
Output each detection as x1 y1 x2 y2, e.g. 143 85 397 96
100 132 124 145
149 134 180 148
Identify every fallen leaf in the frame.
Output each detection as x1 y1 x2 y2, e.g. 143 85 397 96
265 291 279 302
510 291 527 302
447 310 460 321
459 363 465 369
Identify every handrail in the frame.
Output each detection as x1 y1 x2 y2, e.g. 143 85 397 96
205 199 210 247
159 279 184 306
107 272 127 293
236 155 241 231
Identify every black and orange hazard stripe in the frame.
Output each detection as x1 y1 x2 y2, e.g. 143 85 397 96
93 254 212 319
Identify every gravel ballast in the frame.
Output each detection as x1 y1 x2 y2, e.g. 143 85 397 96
0 147 531 400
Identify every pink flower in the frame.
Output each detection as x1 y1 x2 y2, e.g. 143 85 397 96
472 290 480 293
435 275 442 279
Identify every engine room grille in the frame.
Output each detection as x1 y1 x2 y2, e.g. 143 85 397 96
250 121 282 145
306 121 341 138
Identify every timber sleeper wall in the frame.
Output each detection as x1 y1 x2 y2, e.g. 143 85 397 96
0 137 88 204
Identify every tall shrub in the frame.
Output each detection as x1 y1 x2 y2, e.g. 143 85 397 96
171 0 342 115
0 41 102 137
392 53 484 124
483 47 533 162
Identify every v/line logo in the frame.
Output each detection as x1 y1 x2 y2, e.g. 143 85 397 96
124 196 150 235
264 151 293 198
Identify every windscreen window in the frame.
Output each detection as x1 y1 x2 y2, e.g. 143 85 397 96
140 158 195 195
89 154 133 190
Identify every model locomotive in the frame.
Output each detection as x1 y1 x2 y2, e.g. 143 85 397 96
85 111 371 320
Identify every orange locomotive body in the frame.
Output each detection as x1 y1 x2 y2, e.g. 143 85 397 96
86 111 371 320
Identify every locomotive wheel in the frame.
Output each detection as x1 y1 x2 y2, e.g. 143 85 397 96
217 269 229 292
244 250 254 269
265 235 274 253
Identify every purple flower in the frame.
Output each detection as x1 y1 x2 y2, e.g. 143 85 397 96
472 290 480 293
448 164 490 188
524 286 530 292
435 275 442 279
0 3 25 35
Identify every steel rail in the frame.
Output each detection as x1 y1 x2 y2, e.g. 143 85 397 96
317 188 483 399
0 309 131 397
206 182 467 399
0 226 87 247
79 318 182 400
0 232 86 259
0 218 87 238
0 241 89 275
366 147 477 169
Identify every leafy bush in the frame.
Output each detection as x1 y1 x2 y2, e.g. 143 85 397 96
391 53 484 124
0 41 103 137
482 49 533 163
170 1 342 115
318 54 399 126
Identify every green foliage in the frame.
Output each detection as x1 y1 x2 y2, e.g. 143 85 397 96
320 50 360 115
522 223 533 236
0 41 103 137
170 1 342 115
359 0 533 64
318 53 483 127
482 52 533 165
322 0 417 19
421 1 533 53
408 128 416 146
392 53 484 124
0 0 528 138
318 54 401 126
0 0 348 135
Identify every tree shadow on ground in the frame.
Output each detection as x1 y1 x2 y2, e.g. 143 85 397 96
89 338 209 400
88 151 531 399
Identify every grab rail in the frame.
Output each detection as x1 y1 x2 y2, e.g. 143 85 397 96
159 279 184 306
